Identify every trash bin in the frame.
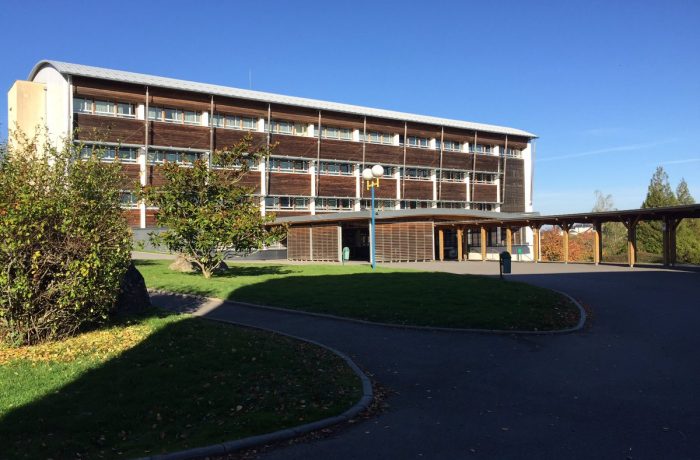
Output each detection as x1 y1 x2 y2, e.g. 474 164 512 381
499 251 511 277
342 247 350 264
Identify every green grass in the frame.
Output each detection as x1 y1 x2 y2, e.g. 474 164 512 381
136 260 580 331
0 312 360 459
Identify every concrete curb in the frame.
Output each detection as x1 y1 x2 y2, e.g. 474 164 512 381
149 289 588 336
133 305 374 460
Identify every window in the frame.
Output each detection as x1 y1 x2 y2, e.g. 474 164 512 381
472 173 496 184
401 200 432 209
74 98 92 113
184 111 200 125
164 108 182 123
316 198 353 211
74 97 134 118
269 158 309 173
361 199 395 211
213 114 258 130
265 196 309 210
406 136 430 149
472 203 494 211
503 147 521 158
361 131 394 145
471 144 492 154
437 140 462 152
439 170 465 182
270 120 308 136
319 161 353 176
117 103 134 118
321 126 352 141
149 149 202 165
403 167 431 180
120 191 139 209
79 144 139 163
438 201 464 209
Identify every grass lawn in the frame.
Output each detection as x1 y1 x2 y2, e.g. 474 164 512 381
136 260 580 331
0 311 360 459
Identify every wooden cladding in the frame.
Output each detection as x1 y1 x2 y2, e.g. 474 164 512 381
214 130 266 151
287 227 310 260
441 151 471 170
364 143 402 165
375 222 434 262
214 97 268 118
149 88 210 111
405 147 439 168
502 158 526 212
124 210 141 227
472 184 498 203
317 175 356 197
364 116 405 133
274 135 317 157
320 139 363 162
268 173 310 195
287 225 339 261
440 182 467 201
402 180 433 200
361 178 396 199
271 104 319 124
73 77 145 104
320 111 364 130
474 155 499 171
74 114 143 144
147 165 167 186
121 164 141 190
149 122 209 149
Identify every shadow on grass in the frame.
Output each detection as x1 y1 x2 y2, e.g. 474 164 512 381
0 308 359 460
224 271 580 331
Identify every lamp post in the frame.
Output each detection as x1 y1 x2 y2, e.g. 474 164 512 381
362 164 384 270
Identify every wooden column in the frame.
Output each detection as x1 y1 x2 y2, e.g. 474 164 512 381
662 217 671 267
593 221 602 265
560 223 571 264
532 225 540 263
670 218 681 266
623 217 640 268
505 227 513 254
438 228 445 262
480 226 487 261
457 227 464 262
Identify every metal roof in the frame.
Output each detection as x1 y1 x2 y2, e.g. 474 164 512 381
274 208 540 225
29 60 537 139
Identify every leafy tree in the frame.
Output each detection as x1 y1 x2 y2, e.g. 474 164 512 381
637 166 677 254
591 190 626 258
142 134 285 278
540 227 563 262
674 178 700 263
676 179 694 205
0 131 132 345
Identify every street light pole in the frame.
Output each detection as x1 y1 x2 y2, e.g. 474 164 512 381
362 165 384 270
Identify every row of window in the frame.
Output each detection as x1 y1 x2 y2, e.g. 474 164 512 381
72 98 521 156
74 98 135 118
80 145 139 163
263 196 496 211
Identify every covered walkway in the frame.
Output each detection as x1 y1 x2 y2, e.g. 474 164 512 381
435 203 700 267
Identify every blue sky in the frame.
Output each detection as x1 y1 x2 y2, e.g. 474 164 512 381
1 0 698 214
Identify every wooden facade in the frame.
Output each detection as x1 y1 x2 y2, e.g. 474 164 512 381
55 64 534 229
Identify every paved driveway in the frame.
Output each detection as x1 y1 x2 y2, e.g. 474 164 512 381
153 262 700 459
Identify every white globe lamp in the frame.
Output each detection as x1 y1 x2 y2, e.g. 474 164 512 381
371 164 384 178
362 168 374 181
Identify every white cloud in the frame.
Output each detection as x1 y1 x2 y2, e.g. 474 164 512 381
537 139 677 163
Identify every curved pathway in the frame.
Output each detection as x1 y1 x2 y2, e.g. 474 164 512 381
152 262 700 459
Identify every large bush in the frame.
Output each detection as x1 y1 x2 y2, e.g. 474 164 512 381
0 133 132 345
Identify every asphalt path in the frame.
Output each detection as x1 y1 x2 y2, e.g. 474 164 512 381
152 262 700 460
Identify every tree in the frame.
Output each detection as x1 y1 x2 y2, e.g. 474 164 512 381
591 190 626 258
637 166 677 254
0 131 132 345
142 134 285 278
540 227 563 262
676 179 695 205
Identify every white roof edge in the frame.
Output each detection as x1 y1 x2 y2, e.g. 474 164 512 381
29 60 537 139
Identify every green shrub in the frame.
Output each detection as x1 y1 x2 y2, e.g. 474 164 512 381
0 133 132 345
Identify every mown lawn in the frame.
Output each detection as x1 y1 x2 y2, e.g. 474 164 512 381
136 260 580 331
0 312 360 459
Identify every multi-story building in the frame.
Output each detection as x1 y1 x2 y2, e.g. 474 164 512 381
8 60 538 262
